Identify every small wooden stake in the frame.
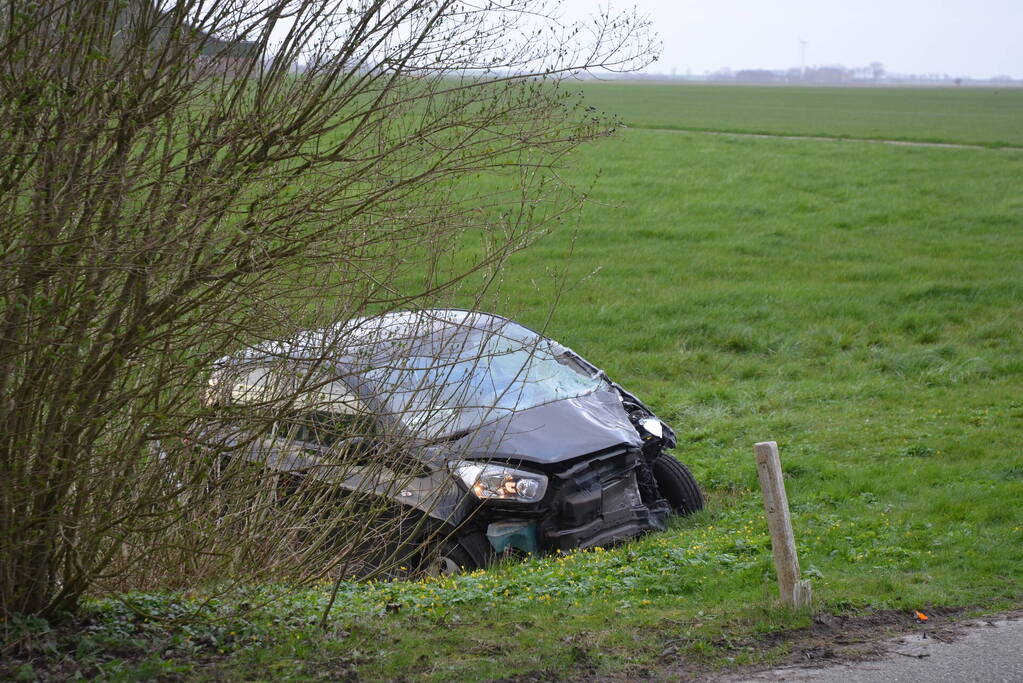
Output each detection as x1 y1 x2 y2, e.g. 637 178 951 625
755 441 812 609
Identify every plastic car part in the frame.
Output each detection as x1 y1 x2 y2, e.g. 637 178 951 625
486 521 539 554
638 416 663 438
538 448 669 552
449 461 548 503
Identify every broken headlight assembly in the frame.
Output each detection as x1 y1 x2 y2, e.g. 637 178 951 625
638 416 663 438
449 461 548 503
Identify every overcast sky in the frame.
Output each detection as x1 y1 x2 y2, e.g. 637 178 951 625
557 0 1023 78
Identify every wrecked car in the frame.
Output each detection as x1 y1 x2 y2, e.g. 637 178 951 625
201 309 702 575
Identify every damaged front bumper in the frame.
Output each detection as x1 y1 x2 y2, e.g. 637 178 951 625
477 447 669 556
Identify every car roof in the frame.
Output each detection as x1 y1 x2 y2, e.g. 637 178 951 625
209 309 558 415
220 309 521 365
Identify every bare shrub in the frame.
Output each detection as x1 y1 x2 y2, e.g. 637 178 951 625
0 0 655 617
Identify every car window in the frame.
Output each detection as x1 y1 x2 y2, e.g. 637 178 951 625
279 378 376 448
364 324 608 439
279 409 376 448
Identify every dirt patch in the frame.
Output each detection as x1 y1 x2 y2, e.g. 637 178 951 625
743 608 968 669
587 607 989 682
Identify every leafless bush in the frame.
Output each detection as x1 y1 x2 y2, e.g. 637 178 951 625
0 0 655 617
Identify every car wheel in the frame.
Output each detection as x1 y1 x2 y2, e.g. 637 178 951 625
421 532 490 577
652 454 704 515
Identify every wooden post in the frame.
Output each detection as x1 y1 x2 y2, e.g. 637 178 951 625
754 441 812 609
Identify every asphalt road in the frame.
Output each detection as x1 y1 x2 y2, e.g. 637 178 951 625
732 613 1023 682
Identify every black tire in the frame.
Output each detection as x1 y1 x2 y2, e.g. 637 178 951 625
652 455 704 515
420 531 491 577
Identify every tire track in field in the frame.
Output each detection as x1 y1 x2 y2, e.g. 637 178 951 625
629 127 1023 151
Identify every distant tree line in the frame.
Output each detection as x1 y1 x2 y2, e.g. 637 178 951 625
591 63 1021 86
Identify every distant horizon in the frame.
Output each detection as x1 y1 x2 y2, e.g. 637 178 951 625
556 0 1023 81
577 69 1022 86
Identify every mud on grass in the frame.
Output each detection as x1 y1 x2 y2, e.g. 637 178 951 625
600 607 981 681
700 608 971 678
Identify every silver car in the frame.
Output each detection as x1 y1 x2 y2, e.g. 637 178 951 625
200 310 703 575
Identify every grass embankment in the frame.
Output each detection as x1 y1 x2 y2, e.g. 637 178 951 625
572 82 1023 147
5 94 1022 680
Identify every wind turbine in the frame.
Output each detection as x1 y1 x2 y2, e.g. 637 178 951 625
799 39 808 80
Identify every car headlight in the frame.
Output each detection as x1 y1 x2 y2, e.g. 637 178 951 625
449 461 548 503
638 416 663 438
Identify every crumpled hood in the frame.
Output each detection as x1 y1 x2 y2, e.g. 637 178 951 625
453 387 643 466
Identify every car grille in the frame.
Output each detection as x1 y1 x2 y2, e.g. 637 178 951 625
539 447 667 551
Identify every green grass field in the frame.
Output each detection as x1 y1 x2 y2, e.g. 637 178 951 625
10 86 1023 681
572 82 1023 147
